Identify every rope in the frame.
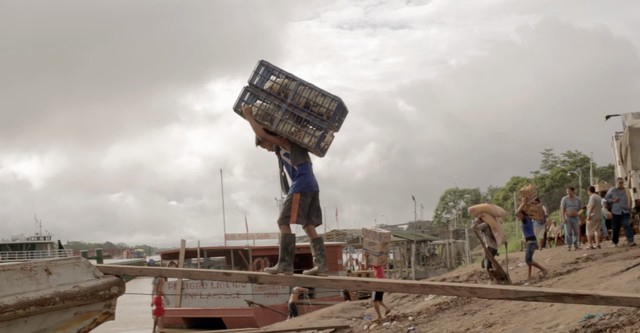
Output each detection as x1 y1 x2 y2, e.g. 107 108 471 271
244 299 288 317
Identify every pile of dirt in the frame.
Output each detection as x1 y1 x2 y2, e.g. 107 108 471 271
264 242 640 333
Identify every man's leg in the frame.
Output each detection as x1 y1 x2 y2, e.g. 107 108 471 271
621 213 635 245
525 241 534 280
279 224 292 234
287 302 294 319
565 222 573 249
266 194 298 274
611 214 622 245
566 221 573 248
531 261 547 275
570 220 581 248
381 301 391 315
302 192 328 275
601 219 609 240
373 302 382 320
264 228 296 274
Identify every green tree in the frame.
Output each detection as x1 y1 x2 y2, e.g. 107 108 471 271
539 148 560 172
490 176 531 220
483 185 501 203
594 164 615 184
536 150 613 211
432 188 482 226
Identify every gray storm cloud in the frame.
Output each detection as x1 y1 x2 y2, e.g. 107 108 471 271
1 0 639 247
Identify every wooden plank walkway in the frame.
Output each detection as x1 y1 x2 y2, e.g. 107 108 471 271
96 264 640 308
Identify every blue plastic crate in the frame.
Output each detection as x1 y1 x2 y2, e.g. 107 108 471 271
247 60 348 131
233 86 335 157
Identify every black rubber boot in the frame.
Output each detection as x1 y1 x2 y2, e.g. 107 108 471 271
303 237 327 275
264 233 295 275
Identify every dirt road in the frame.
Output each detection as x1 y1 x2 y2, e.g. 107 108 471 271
263 241 640 333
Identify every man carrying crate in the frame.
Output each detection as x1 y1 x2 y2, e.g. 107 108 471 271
242 106 327 275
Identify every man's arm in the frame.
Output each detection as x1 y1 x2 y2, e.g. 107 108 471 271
242 106 289 148
516 198 526 219
474 218 490 231
560 198 566 223
293 287 309 294
604 189 613 203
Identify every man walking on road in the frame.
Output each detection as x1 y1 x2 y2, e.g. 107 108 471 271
560 187 582 251
605 177 636 247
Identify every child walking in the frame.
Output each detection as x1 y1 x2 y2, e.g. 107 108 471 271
151 277 168 333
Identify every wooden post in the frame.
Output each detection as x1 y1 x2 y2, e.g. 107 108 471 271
472 228 511 284
95 248 103 265
176 239 186 307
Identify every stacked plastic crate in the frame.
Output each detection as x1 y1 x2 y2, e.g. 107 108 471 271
233 60 348 157
362 227 391 266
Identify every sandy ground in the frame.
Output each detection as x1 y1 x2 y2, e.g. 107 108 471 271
260 240 640 333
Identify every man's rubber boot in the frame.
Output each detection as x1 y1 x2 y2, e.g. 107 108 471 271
303 237 328 275
264 233 295 275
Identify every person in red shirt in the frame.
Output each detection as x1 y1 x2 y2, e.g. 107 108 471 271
370 264 391 322
151 277 168 333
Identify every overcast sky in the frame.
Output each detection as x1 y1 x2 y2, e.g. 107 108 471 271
1 0 639 248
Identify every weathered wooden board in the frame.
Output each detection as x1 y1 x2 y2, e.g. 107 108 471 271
472 228 511 284
97 264 640 308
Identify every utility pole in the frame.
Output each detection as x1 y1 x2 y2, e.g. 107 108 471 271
569 169 583 203
411 195 417 280
220 169 227 246
590 153 594 186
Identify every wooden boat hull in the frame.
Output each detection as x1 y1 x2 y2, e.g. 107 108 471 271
163 300 342 329
153 242 346 330
0 257 125 333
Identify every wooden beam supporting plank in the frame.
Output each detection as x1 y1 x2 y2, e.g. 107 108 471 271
472 228 510 284
96 264 640 307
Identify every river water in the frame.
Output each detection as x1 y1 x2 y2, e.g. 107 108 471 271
92 277 154 333
92 277 191 333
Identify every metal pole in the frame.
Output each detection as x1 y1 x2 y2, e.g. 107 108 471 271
220 169 227 246
411 195 417 280
513 191 518 238
323 206 327 236
464 227 470 264
589 153 594 186
578 170 583 203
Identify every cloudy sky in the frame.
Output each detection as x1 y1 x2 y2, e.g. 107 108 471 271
1 0 639 248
